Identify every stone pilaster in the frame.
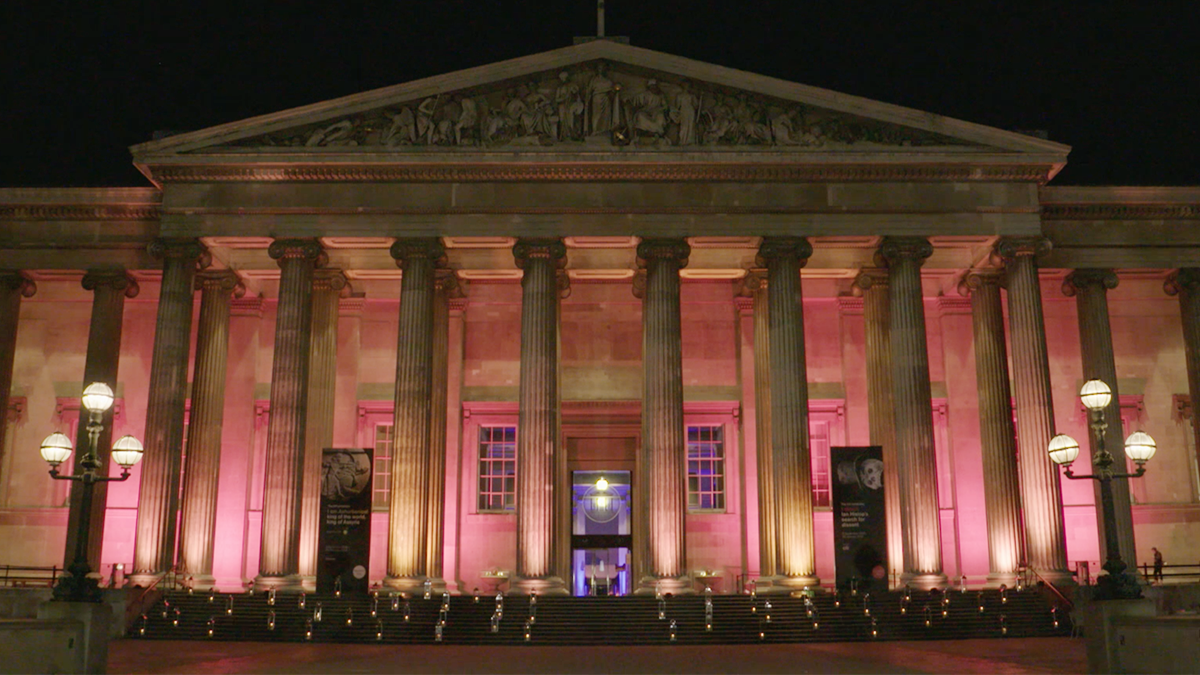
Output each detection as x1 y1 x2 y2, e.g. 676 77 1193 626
633 238 691 593
1165 269 1200 487
66 270 138 571
512 239 569 594
853 268 903 587
758 238 818 588
132 239 207 584
385 238 444 591
256 239 323 590
996 238 1072 584
960 271 1023 587
178 271 242 585
424 271 459 586
299 270 347 581
0 272 35 479
879 237 946 589
745 270 777 579
1063 269 1138 573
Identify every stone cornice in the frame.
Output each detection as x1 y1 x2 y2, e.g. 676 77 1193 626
0 204 161 221
1041 203 1200 220
141 162 1058 184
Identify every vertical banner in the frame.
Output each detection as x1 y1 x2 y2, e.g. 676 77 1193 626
317 447 373 594
830 446 887 591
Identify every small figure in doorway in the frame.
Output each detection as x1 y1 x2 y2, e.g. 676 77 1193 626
1152 547 1164 583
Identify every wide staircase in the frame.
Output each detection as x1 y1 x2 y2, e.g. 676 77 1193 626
133 586 1070 645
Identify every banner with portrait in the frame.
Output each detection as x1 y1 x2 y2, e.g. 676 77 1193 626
317 447 373 594
830 445 887 591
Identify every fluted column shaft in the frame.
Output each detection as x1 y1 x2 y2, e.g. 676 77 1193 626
759 238 817 585
0 273 35 480
66 271 138 571
513 240 568 592
1166 269 1200 482
299 270 347 580
635 239 690 590
133 240 206 582
386 238 443 587
998 238 1071 582
1064 269 1137 570
962 272 1023 585
257 239 322 587
178 271 241 583
425 271 457 583
855 269 903 586
880 237 945 588
748 272 777 578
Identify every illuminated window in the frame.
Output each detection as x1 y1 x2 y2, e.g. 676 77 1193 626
478 426 517 512
687 425 726 511
372 423 394 510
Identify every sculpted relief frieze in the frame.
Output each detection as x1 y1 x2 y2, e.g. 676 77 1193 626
225 61 973 151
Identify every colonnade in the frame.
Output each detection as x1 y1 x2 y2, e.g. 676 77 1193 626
3 234 1194 591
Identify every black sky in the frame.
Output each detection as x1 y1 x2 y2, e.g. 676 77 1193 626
2 1 1197 188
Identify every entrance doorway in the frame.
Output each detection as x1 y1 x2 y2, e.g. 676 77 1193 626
570 470 631 596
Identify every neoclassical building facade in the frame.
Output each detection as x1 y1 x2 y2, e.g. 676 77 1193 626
1 40 1198 594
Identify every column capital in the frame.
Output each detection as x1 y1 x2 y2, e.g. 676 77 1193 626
636 238 690 268
389 238 445 268
512 238 567 269
957 269 1004 297
877 236 933 267
851 267 889 295
737 268 768 297
269 238 325 266
434 269 465 296
194 270 245 297
149 238 210 270
1062 268 1118 297
82 270 139 298
994 237 1051 264
755 236 812 268
1164 268 1200 296
313 269 350 295
0 271 36 298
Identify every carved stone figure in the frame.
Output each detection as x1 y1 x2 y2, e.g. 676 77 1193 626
454 96 479 145
587 64 615 136
416 97 440 144
628 80 667 141
671 83 699 146
384 107 416 146
554 71 584 141
305 120 358 147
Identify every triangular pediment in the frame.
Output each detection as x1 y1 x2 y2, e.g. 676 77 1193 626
132 40 1068 162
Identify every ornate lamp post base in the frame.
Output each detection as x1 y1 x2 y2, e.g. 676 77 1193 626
1094 560 1143 600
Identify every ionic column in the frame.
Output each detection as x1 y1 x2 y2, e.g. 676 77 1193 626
513 240 569 594
178 271 243 586
853 268 903 587
256 239 323 590
745 270 777 579
879 237 945 589
996 238 1071 584
758 238 818 588
0 272 35 473
634 239 691 593
66 270 138 571
424 271 459 586
299 270 347 581
385 238 443 591
960 271 1023 586
1064 269 1137 569
1165 269 1200 485
132 239 207 584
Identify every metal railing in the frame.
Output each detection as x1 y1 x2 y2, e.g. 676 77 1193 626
1139 562 1200 584
0 565 60 587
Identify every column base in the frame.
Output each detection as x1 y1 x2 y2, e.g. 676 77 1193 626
383 575 447 598
754 575 822 595
253 574 306 592
985 571 1020 589
900 572 949 591
127 572 165 589
633 575 695 596
510 576 569 596
179 574 218 591
1031 568 1078 590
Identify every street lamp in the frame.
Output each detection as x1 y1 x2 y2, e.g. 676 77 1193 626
40 382 144 602
1048 379 1156 599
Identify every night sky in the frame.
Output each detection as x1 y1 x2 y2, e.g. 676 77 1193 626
2 1 1196 187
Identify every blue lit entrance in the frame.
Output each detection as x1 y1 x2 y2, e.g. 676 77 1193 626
571 470 631 596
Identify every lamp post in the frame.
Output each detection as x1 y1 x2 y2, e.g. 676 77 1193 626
1048 379 1156 600
40 382 144 602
